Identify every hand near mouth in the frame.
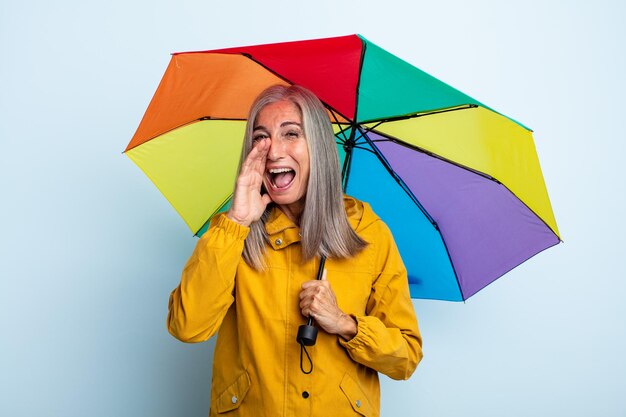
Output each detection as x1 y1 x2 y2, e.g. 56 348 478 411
227 139 273 227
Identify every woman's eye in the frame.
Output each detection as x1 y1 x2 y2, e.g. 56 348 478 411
285 130 300 138
253 134 268 142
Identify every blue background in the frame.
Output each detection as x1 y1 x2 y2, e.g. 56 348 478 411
1 1 625 416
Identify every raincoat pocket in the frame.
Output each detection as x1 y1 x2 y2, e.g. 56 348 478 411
339 372 374 417
216 370 251 413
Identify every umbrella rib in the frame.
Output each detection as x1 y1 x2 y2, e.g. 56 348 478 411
125 117 247 152
351 145 376 154
357 127 437 228
351 129 376 152
330 109 350 143
362 128 499 182
363 104 478 131
341 127 358 191
351 36 368 123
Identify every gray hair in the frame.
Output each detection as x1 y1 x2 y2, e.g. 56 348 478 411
239 85 367 269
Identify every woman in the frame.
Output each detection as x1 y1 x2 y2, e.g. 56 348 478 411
167 85 422 417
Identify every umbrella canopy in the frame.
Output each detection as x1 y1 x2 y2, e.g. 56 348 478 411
125 34 560 301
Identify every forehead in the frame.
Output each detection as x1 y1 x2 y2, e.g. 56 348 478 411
255 100 302 127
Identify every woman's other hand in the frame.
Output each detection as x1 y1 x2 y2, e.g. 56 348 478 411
299 270 357 341
227 139 273 226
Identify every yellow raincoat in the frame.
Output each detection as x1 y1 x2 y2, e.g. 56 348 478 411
167 196 422 417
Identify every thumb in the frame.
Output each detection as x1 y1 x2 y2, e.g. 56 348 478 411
261 193 273 206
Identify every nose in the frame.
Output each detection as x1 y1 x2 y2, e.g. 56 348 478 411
266 136 284 161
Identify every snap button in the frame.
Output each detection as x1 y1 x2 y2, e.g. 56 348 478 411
231 395 238 404
275 238 283 245
355 399 361 408
302 391 309 399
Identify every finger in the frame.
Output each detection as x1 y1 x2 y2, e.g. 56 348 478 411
243 139 268 171
244 140 263 164
300 299 317 312
255 139 270 161
301 280 320 290
299 285 318 300
252 137 269 154
302 283 328 298
251 152 269 179
251 140 269 166
300 303 312 316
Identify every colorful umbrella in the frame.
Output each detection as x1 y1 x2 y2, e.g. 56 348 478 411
125 34 560 301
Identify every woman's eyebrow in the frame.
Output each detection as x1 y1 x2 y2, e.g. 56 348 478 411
280 121 302 128
253 125 267 131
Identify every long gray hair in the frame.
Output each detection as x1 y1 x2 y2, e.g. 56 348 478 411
239 85 367 269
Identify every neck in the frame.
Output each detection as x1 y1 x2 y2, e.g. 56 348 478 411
278 201 305 225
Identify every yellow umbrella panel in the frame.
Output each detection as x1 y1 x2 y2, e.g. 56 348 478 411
126 120 246 234
364 106 559 237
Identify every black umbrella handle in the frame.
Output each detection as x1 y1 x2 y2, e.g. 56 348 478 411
296 256 326 346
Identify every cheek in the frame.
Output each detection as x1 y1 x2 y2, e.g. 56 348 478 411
298 150 310 182
296 143 310 168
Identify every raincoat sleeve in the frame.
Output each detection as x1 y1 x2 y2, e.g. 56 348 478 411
339 221 423 380
167 214 249 343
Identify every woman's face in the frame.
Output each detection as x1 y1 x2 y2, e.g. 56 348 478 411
253 100 310 218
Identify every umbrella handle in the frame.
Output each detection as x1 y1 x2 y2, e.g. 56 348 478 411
296 256 326 346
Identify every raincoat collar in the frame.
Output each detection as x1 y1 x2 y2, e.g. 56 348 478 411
264 195 371 250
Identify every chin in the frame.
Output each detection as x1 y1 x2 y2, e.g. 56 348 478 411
267 188 307 209
264 182 306 207
270 195 300 205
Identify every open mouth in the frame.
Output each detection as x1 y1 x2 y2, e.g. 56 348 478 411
267 167 295 190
